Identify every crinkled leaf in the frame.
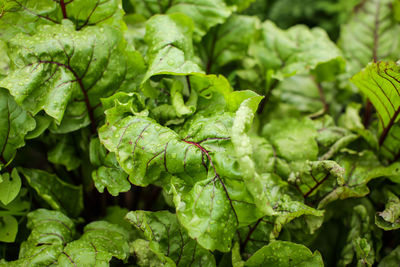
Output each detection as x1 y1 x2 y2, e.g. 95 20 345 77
338 205 377 267
375 190 400 230
143 14 202 83
0 0 124 41
129 0 232 41
339 0 400 74
251 20 344 81
0 21 143 130
0 215 18 243
58 221 130 266
11 209 75 267
319 151 400 208
0 88 35 166
0 168 21 205
126 210 216 266
244 241 324 267
200 15 259 73
131 239 176 267
20 168 83 217
288 160 345 201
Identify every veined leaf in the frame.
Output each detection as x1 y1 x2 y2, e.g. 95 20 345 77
244 241 324 267
20 168 83 217
339 0 400 74
0 88 35 166
0 215 18 243
142 13 202 83
375 189 400 230
128 0 231 41
0 0 124 41
0 168 21 205
0 21 144 132
351 61 400 160
58 221 130 266
126 210 216 266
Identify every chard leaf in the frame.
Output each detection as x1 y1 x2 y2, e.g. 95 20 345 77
0 215 18 243
129 0 231 41
244 241 324 267
10 209 75 267
338 205 377 267
143 14 202 83
200 15 259 73
0 21 143 131
351 61 400 160
0 88 35 166
90 137 130 196
131 239 176 267
126 210 216 266
0 0 124 40
375 190 400 230
0 168 21 205
20 168 83 217
339 0 400 74
251 20 344 81
378 246 400 267
48 135 81 171
57 221 130 266
319 151 400 208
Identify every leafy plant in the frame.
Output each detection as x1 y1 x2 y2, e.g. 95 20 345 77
0 0 400 266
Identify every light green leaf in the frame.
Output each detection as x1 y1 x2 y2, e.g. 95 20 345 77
20 168 83 217
0 88 35 166
0 21 142 130
0 215 18 243
375 190 400 230
0 168 21 205
126 210 216 266
131 239 176 267
128 0 231 41
0 0 125 41
339 0 400 74
351 61 400 160
244 241 324 267
252 20 344 81
57 221 130 266
143 13 202 83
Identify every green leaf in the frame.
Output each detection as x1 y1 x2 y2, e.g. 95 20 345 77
142 13 202 83
57 221 130 266
251 20 344 81
319 150 400 208
244 241 324 267
200 15 259 73
0 169 21 205
48 135 81 171
0 88 35 165
351 61 400 160
20 168 83 217
0 21 142 130
339 0 400 74
126 210 216 266
375 190 400 230
338 205 377 267
14 209 75 266
0 215 18 243
131 239 176 267
378 246 400 267
0 0 125 41
128 0 231 41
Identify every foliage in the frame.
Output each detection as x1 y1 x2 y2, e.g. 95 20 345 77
0 0 400 266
